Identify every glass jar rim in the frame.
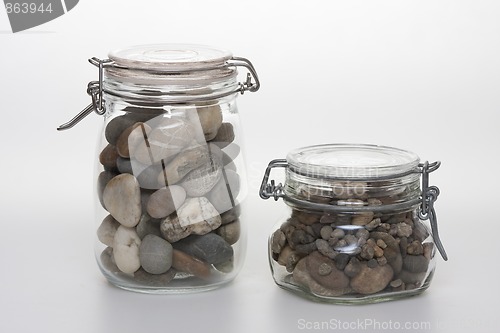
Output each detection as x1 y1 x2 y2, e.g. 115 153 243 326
286 144 420 180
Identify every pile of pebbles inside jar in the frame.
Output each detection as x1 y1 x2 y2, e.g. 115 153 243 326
96 102 241 286
271 198 434 297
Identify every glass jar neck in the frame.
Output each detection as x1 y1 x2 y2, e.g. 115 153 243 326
284 170 421 212
103 66 239 104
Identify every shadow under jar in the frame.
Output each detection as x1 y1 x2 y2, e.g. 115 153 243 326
59 44 260 293
260 144 447 304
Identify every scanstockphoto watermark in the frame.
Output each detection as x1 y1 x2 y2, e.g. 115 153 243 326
3 0 79 32
297 318 431 331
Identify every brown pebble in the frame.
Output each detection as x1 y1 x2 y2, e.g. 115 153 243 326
99 144 119 170
116 122 147 158
376 239 387 249
373 245 384 258
407 240 424 255
367 258 378 268
172 249 211 280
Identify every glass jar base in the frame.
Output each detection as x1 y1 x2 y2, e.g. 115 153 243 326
101 269 235 294
273 275 432 305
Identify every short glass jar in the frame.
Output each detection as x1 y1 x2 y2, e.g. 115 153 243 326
59 44 259 293
260 144 447 304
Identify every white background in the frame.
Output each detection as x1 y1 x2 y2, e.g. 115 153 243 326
1 1 499 332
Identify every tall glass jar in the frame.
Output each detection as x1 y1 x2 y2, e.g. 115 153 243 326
260 144 447 304
58 44 259 293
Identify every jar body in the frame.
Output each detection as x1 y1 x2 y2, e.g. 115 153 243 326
264 144 442 304
95 93 246 293
269 205 436 304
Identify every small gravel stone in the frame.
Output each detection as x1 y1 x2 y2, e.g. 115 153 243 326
377 256 388 266
396 222 413 237
423 242 434 260
407 240 424 255
360 244 375 260
352 212 374 226
332 228 346 238
344 257 362 278
335 253 350 270
376 239 387 249
315 239 338 259
271 229 287 254
320 226 333 240
367 258 378 268
365 218 381 231
373 245 384 258
390 279 403 288
318 263 333 276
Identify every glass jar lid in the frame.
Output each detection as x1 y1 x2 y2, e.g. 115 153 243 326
286 144 420 180
108 44 233 72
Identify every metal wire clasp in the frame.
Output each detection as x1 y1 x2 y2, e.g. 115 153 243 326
259 159 288 200
418 161 448 261
57 58 113 131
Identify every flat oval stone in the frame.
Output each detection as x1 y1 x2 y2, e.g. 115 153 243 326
147 185 186 219
215 219 240 245
305 251 350 290
181 155 223 197
97 215 120 247
293 258 351 297
207 169 240 214
130 117 196 165
350 262 394 294
196 103 222 141
99 144 119 171
174 233 233 265
172 249 211 279
103 174 142 227
176 197 222 235
211 122 234 148
112 226 142 274
159 145 210 185
105 115 136 145
402 255 429 273
139 234 173 275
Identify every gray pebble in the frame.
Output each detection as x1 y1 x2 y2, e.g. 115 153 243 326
320 226 333 240
403 255 429 273
174 233 234 265
136 213 162 239
139 234 173 275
